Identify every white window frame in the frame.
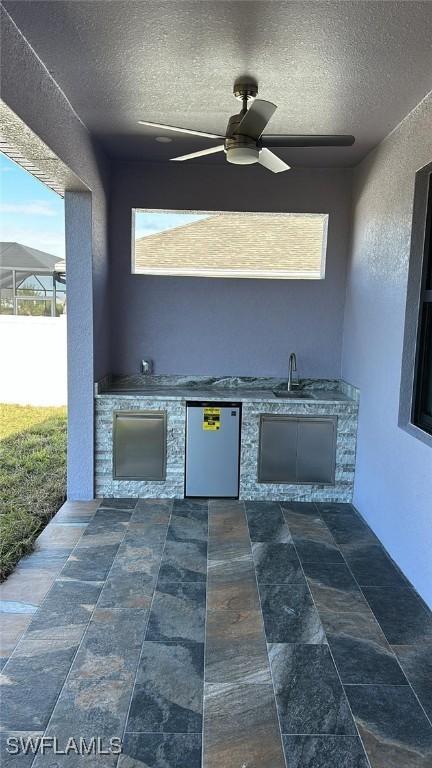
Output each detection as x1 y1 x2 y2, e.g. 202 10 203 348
131 209 329 280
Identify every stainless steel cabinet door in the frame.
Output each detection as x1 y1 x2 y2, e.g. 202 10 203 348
296 418 336 484
258 415 337 484
258 415 298 483
113 411 166 480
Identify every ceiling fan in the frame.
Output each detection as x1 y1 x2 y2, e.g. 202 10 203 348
139 80 355 173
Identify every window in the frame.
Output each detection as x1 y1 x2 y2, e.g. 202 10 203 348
132 210 328 279
413 172 432 435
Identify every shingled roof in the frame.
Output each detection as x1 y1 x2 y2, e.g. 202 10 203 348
134 213 328 279
0 242 61 271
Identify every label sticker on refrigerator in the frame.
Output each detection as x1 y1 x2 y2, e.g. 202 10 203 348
203 407 221 431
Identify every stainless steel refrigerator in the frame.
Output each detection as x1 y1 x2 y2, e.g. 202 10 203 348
185 401 241 498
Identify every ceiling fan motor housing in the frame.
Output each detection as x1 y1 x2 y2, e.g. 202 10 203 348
233 81 258 102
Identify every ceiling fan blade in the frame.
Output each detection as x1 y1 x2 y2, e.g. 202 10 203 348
262 134 355 148
138 120 223 140
234 99 277 140
170 145 225 162
258 148 291 173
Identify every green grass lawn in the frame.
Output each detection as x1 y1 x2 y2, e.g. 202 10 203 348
0 404 67 581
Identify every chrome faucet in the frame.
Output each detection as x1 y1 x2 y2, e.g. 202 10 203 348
287 352 298 391
140 359 153 375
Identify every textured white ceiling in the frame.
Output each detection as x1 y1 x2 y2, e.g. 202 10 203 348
3 0 432 167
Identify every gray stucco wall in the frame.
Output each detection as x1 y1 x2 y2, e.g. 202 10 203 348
0 7 111 499
109 162 352 379
342 93 432 607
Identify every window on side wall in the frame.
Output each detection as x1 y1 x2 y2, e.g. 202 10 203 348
131 210 328 279
413 174 432 436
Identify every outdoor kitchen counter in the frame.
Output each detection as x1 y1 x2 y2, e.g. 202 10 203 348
95 375 359 501
96 374 357 404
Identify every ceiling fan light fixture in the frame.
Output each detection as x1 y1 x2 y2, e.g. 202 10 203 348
226 146 259 165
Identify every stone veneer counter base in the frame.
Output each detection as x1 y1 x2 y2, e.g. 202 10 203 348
95 376 358 501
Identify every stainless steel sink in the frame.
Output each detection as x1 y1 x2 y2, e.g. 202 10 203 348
273 390 315 399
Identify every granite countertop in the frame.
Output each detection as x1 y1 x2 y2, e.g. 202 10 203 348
96 375 357 405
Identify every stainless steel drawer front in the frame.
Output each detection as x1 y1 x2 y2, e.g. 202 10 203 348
113 411 166 480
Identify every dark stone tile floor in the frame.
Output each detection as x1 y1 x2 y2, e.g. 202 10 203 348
127 640 204 734
268 642 357 735
1 498 431 768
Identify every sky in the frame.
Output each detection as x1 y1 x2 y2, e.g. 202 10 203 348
135 211 209 240
0 152 66 258
0 150 209 260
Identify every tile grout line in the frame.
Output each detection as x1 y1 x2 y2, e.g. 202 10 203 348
280 502 373 768
122 729 374 736
342 683 416 686
201 500 210 768
313 503 432 730
27 500 135 768
243 502 288 767
1 501 102 676
116 499 175 764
